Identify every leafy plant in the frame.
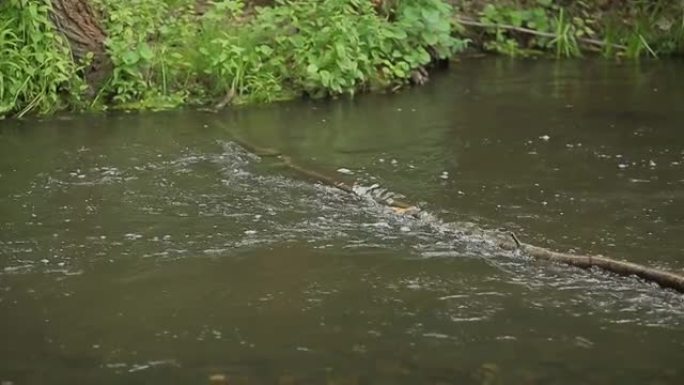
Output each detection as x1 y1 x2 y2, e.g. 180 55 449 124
93 0 467 108
478 3 555 56
471 0 684 58
93 0 197 108
0 0 83 117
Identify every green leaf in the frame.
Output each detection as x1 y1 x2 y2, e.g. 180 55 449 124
334 42 346 58
257 45 273 56
423 32 439 45
306 63 318 74
122 50 139 65
138 44 154 61
319 70 331 87
482 4 499 20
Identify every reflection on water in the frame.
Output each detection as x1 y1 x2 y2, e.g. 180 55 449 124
1 59 683 384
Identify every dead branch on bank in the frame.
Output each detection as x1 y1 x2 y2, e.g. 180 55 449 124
453 16 627 51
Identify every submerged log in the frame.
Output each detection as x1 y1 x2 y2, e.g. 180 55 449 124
228 135 684 294
496 236 684 293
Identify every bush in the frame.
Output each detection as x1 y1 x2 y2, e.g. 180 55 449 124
94 0 467 109
1 0 466 115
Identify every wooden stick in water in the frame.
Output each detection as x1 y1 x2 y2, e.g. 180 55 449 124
232 138 684 293
496 235 684 293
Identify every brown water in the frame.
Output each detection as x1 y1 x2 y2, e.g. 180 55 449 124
1 58 683 384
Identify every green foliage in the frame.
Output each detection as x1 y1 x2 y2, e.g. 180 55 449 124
93 0 466 109
395 0 467 60
477 1 583 57
478 2 553 56
92 0 198 108
612 1 684 58
469 0 684 58
550 9 580 58
8 0 683 116
13 0 464 114
0 0 83 118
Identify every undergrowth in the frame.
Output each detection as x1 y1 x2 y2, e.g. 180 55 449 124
455 0 684 58
92 0 465 110
1 0 464 116
2 0 683 118
0 0 83 118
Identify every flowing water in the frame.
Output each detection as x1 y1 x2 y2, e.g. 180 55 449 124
1 59 683 384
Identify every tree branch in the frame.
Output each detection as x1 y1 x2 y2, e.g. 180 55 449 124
454 16 627 51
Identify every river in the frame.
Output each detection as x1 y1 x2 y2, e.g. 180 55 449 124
1 58 683 384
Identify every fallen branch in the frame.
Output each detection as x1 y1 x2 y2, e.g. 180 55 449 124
280 154 415 209
228 135 684 293
496 235 684 293
454 16 627 51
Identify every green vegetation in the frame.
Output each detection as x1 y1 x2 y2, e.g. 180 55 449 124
1 0 465 117
454 0 684 58
1 0 683 118
0 0 84 117
96 0 464 109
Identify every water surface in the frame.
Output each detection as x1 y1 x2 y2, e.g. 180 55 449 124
1 58 683 384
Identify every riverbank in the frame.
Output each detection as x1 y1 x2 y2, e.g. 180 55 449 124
452 0 684 58
1 0 682 118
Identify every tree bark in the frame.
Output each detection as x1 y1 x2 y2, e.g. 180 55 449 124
49 0 111 92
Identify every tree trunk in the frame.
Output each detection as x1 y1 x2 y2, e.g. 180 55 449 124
49 0 111 92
